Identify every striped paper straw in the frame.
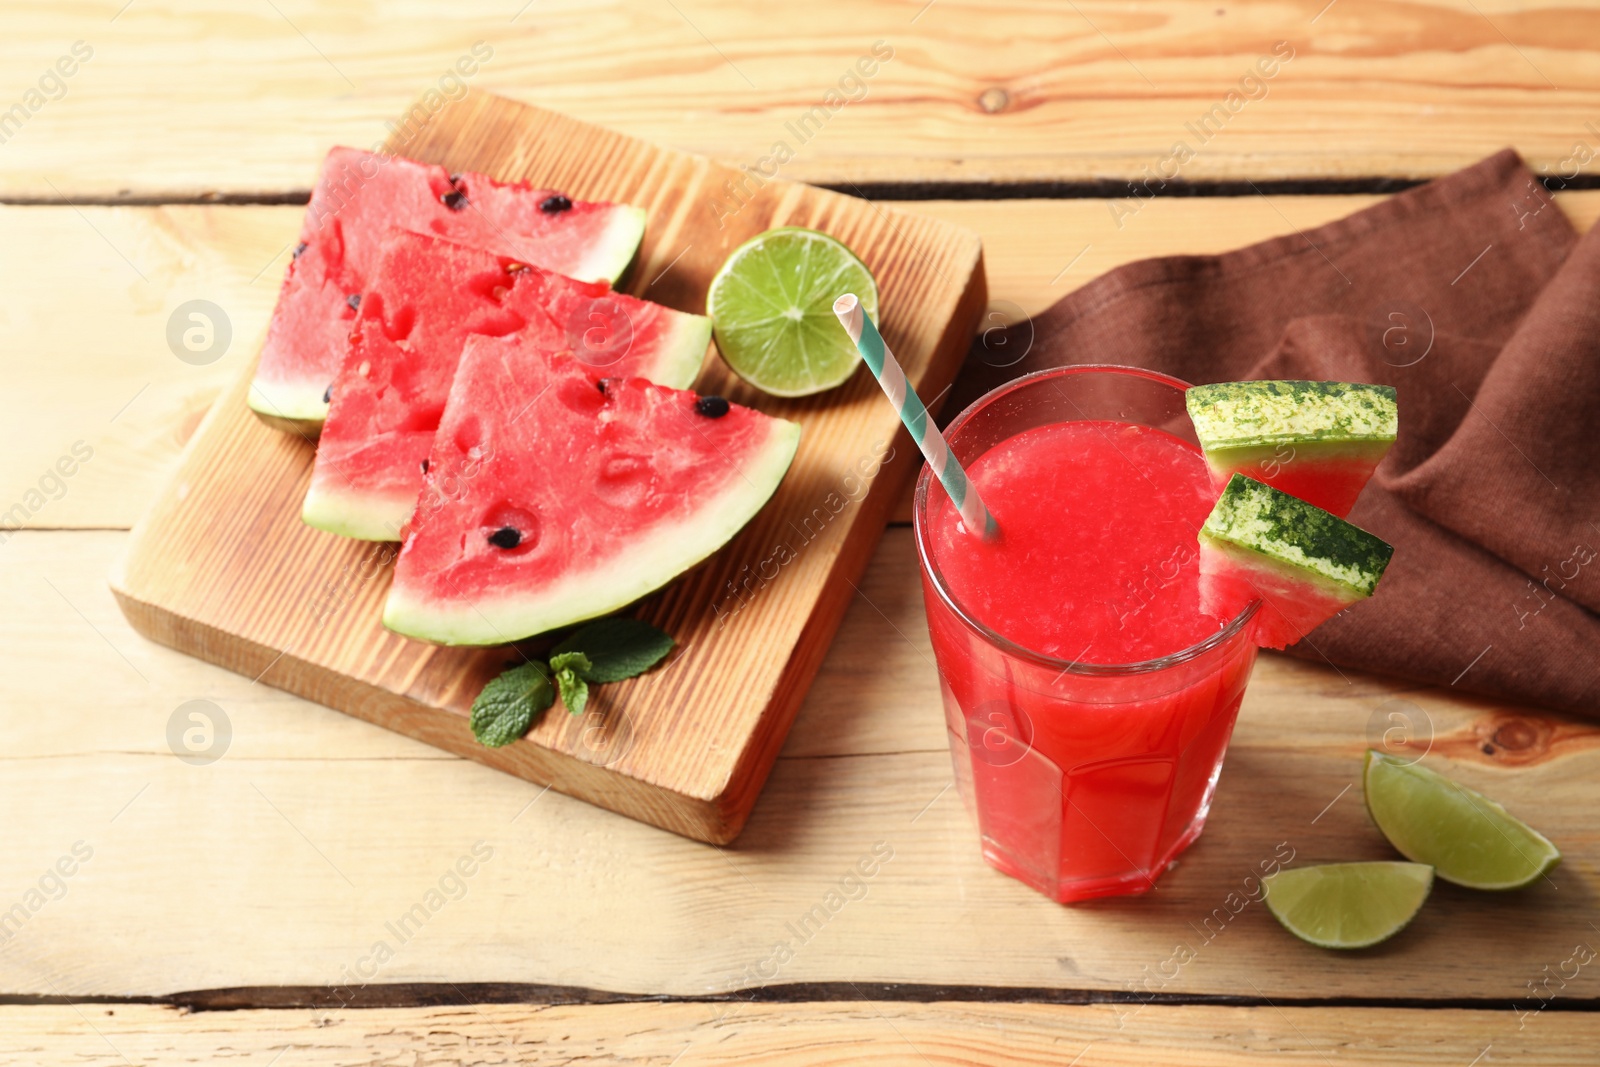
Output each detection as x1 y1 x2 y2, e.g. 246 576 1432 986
833 294 998 541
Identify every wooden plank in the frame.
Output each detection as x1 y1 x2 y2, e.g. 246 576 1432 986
0 204 302 531
6 529 1598 999
922 190 1600 323
106 93 987 845
7 1 1600 198
2 1001 1595 1065
7 192 1598 533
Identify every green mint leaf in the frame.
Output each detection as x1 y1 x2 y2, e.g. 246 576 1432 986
470 661 554 747
548 650 593 680
552 618 675 683
555 667 589 716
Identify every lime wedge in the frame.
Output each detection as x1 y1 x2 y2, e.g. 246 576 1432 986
706 227 878 397
1264 862 1433 949
1364 750 1561 890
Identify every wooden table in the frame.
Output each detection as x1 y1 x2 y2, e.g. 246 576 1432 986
5 3 1599 1062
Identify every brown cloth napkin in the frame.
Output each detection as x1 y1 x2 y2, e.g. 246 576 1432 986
951 150 1600 715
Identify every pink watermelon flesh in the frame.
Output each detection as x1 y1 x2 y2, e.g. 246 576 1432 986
249 146 646 431
1200 543 1370 649
383 338 801 645
1185 381 1398 519
1201 441 1392 519
303 232 711 542
1198 474 1393 650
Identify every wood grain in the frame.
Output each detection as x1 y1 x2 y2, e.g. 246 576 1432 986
0 204 302 531
16 3 1600 1053
10 184 1599 1005
107 93 987 844
8 1 1600 199
6 192 1597 533
2 1001 1594 1065
7 529 1598 1000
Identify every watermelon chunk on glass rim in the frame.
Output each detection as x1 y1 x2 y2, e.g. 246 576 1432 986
303 231 711 542
248 146 646 435
384 337 801 646
1199 474 1394 649
1185 380 1397 518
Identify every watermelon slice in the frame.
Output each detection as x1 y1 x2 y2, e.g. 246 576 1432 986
302 232 711 542
1185 381 1397 517
383 337 801 645
1199 474 1394 650
248 146 647 435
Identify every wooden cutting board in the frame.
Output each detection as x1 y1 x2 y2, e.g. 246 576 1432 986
110 91 985 844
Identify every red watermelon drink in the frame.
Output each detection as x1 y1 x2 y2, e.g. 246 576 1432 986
914 366 1259 903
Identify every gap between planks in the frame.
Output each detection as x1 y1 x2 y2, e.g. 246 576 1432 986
12 173 1600 208
5 981 1600 1013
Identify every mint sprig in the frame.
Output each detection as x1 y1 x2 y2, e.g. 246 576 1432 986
549 651 591 717
469 661 553 748
469 619 674 748
551 618 676 683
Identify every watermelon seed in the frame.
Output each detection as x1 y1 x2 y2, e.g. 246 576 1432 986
346 293 361 311
488 526 522 549
597 377 617 396
292 242 307 259
540 194 572 214
695 395 730 419
420 458 429 474
322 385 332 404
505 262 529 274
442 189 467 211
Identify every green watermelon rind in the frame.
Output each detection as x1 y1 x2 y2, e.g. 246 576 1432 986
1200 474 1394 597
302 481 414 543
636 311 712 390
1198 438 1393 475
1186 380 1398 451
567 206 648 285
380 419 802 645
247 376 333 433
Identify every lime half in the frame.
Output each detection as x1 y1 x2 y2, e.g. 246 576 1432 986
1264 862 1433 949
1364 750 1560 890
706 227 878 397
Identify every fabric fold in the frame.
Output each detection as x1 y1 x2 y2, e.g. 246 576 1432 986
947 149 1600 715
1249 315 1600 712
1379 223 1600 617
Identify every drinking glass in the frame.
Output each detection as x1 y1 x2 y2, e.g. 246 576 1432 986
913 365 1259 903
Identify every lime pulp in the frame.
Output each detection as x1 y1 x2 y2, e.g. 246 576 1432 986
1264 861 1434 949
706 227 879 397
1363 750 1560 890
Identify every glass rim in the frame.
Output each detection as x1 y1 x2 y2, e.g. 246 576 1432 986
912 363 1258 677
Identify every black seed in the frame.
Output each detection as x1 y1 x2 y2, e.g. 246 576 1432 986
540 194 572 214
442 189 467 210
449 172 461 184
322 385 333 404
695 395 730 418
597 377 617 395
420 458 429 474
292 241 307 259
488 526 521 549
346 293 361 311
